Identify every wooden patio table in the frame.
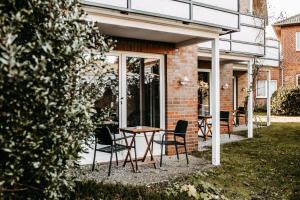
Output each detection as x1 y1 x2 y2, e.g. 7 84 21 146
120 126 162 172
198 115 212 141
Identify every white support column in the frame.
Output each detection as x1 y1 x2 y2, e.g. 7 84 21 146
211 38 220 166
247 60 254 138
267 70 271 126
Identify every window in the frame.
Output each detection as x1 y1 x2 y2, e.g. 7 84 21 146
256 80 277 98
256 80 266 98
270 80 278 96
296 74 300 86
296 32 300 51
240 0 253 14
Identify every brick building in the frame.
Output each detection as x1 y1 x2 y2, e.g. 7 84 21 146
255 14 300 109
79 0 279 166
273 14 300 86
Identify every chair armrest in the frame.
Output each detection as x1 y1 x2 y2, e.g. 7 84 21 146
113 135 133 142
174 132 186 137
162 129 175 133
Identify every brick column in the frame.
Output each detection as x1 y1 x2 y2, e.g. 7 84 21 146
220 63 234 133
165 45 198 154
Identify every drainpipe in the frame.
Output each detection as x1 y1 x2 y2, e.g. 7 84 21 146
280 64 284 87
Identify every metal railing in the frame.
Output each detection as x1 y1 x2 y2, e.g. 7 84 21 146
199 14 267 57
81 0 240 31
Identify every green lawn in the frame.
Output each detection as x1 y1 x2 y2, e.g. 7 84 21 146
193 123 300 199
74 123 300 199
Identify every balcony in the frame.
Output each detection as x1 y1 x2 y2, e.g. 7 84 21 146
257 38 280 67
81 0 240 44
199 14 266 57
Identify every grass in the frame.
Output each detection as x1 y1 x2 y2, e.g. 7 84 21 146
193 123 300 199
73 123 300 199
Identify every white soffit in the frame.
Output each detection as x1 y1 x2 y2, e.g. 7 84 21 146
84 7 221 43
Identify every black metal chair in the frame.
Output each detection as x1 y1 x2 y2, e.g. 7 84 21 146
154 120 189 167
220 111 231 138
235 107 248 126
92 126 131 176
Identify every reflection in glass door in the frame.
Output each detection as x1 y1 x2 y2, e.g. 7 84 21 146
198 71 210 116
126 57 161 127
93 55 120 125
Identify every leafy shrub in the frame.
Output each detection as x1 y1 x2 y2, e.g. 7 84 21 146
271 86 300 115
0 0 113 199
71 180 228 200
254 104 267 113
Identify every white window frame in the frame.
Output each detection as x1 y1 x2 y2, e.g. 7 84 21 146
256 80 267 98
296 32 300 51
109 51 165 130
296 74 300 86
256 80 277 99
270 80 278 96
248 0 253 14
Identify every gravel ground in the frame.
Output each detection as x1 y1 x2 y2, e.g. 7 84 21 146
71 155 211 186
72 135 247 186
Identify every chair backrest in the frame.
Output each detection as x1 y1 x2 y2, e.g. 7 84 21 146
174 120 188 137
220 111 230 122
94 127 113 145
106 123 119 135
237 107 246 114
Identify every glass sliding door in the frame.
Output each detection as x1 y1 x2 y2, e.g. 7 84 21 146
79 55 120 164
198 71 210 116
80 52 164 164
95 55 120 123
126 56 161 127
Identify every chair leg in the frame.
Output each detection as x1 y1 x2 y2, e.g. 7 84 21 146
115 151 118 166
108 148 113 176
228 124 230 138
92 141 97 171
175 144 179 160
160 143 164 167
184 138 189 165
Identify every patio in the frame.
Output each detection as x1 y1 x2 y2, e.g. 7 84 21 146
74 132 247 186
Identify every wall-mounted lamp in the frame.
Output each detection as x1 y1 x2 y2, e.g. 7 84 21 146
222 83 229 90
179 76 190 86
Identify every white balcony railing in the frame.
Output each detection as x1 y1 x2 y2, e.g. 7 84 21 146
199 14 266 57
81 0 240 31
258 39 280 67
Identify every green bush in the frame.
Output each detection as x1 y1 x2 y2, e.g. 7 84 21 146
71 180 228 200
0 0 113 199
254 104 267 113
271 86 300 115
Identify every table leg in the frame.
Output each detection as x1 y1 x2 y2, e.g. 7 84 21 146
205 119 212 138
133 136 138 171
142 131 156 169
123 132 136 172
199 119 205 136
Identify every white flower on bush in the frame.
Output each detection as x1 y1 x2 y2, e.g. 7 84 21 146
180 184 198 199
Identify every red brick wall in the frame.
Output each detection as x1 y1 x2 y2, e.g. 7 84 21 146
220 63 234 133
198 61 234 133
280 26 300 86
115 37 199 154
166 45 199 154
